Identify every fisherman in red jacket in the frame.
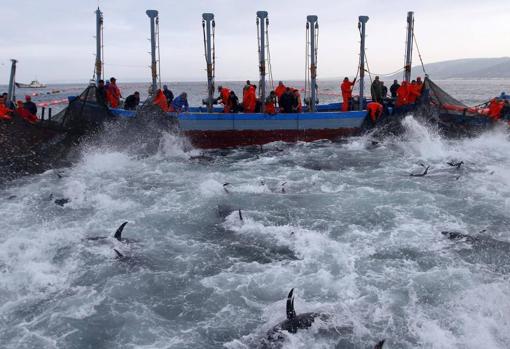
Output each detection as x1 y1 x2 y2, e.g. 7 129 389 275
152 89 169 112
396 81 409 107
15 100 38 123
340 77 356 112
217 86 231 113
407 80 421 104
265 91 277 115
367 101 383 123
0 96 12 120
107 77 122 108
274 81 286 106
243 85 257 113
487 98 504 120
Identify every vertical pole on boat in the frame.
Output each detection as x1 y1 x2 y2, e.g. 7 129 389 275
146 10 159 95
7 59 17 104
202 13 215 113
95 7 103 84
403 11 414 82
307 15 318 112
257 11 268 113
358 16 369 111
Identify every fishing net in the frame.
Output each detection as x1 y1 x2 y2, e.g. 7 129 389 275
423 78 466 108
53 84 114 133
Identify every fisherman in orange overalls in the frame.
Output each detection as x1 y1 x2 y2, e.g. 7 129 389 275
367 101 383 123
487 98 504 120
243 85 257 113
265 91 277 115
341 77 356 112
152 89 169 112
15 100 38 123
0 96 12 121
274 81 286 106
217 86 231 113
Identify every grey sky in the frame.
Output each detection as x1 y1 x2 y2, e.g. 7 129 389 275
1 0 509 84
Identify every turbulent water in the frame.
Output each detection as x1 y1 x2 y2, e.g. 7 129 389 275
1 81 510 349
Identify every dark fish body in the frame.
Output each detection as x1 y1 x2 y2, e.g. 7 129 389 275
85 222 135 243
54 198 69 206
441 231 510 250
269 312 320 335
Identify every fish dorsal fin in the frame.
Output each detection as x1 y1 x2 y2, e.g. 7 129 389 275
113 249 124 258
114 222 128 241
286 288 296 320
374 339 385 349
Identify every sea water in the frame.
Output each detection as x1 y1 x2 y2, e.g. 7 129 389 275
0 80 509 348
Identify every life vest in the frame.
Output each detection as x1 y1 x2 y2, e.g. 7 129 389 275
367 102 383 122
15 103 37 123
487 99 504 120
153 90 169 112
407 83 421 104
274 84 286 99
0 103 12 120
219 87 231 112
396 82 409 107
265 101 276 114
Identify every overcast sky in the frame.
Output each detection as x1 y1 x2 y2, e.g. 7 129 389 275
1 0 509 84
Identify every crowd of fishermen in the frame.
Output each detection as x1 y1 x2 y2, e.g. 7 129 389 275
0 92 38 123
95 78 190 113
213 80 302 114
2 76 508 125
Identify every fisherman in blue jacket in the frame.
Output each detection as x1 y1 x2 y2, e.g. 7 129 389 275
170 92 189 112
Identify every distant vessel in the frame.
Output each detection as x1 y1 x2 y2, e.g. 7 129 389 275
15 80 47 88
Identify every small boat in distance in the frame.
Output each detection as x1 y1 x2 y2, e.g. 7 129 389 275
15 80 47 88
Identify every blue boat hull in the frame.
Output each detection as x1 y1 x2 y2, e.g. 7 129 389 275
177 110 368 148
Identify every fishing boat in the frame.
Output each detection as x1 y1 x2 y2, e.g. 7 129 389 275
414 78 509 137
15 80 47 88
167 13 372 149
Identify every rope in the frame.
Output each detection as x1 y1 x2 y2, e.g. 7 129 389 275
156 16 162 89
413 31 427 77
101 16 105 79
212 20 216 82
304 22 310 102
104 63 148 68
265 17 274 92
202 20 207 67
363 66 406 77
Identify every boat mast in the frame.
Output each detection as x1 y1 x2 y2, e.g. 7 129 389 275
95 7 103 84
202 13 215 113
358 16 369 111
257 11 268 112
146 10 159 95
307 15 318 112
403 11 414 82
7 59 17 104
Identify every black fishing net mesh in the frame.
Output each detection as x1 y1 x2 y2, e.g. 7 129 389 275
423 78 467 109
53 84 113 132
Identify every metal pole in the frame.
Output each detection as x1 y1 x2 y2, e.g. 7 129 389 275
358 16 369 111
95 7 103 84
257 11 268 112
203 13 214 112
146 10 159 94
404 11 414 82
7 59 17 104
307 15 318 112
